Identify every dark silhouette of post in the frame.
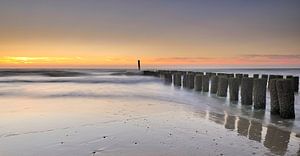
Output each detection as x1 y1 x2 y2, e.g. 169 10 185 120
229 77 239 101
173 73 182 86
276 79 295 119
253 74 259 78
202 75 210 92
210 75 219 94
217 76 228 97
270 79 280 115
194 74 203 91
241 77 253 105
137 60 141 70
253 78 267 109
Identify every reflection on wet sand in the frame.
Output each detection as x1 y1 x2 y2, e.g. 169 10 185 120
264 125 290 155
248 120 262 142
225 115 236 130
207 111 294 155
208 112 225 125
237 117 249 137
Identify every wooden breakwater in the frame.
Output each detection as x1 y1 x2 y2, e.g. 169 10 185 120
143 70 299 119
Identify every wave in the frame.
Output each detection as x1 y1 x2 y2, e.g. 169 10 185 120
0 69 88 77
0 77 159 84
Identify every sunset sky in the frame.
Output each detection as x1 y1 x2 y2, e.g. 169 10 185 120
0 0 300 68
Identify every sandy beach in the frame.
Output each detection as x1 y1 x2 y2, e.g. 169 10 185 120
0 69 299 156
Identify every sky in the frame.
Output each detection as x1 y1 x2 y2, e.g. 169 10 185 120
0 0 300 68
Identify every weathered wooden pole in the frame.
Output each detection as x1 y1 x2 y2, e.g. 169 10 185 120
194 74 203 91
196 72 204 75
210 73 216 79
293 76 299 92
229 77 239 101
243 74 249 78
210 75 219 94
261 74 268 80
173 73 182 86
269 75 276 81
163 73 172 84
183 73 188 88
276 79 295 119
228 74 234 78
268 75 276 89
276 75 284 79
253 78 267 109
236 74 243 78
187 73 195 89
202 75 210 92
253 74 259 78
269 79 280 115
137 60 141 70
235 73 243 85
286 75 295 91
217 76 228 97
241 77 253 105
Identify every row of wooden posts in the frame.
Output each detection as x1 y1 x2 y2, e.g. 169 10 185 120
143 70 299 119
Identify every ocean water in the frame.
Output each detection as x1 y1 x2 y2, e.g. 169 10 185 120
0 68 299 156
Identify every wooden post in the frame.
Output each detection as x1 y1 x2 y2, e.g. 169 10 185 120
187 73 195 89
210 75 219 94
217 76 228 97
164 73 172 84
293 76 299 92
241 77 253 105
183 73 188 88
235 74 243 85
202 75 210 92
194 74 203 91
210 73 217 79
137 60 141 70
253 78 267 109
253 74 259 78
262 74 268 80
276 79 295 119
276 75 284 79
269 79 280 115
228 74 234 78
229 77 239 101
173 73 182 86
268 75 277 89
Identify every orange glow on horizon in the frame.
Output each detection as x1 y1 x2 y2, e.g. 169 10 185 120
1 55 300 68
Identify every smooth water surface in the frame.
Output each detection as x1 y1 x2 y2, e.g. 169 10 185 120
0 69 299 156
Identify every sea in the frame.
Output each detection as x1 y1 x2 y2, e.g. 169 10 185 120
0 68 299 156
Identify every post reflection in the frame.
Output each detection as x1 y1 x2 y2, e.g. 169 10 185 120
225 114 236 130
208 112 225 125
248 120 262 142
264 125 290 155
237 117 249 137
205 111 294 155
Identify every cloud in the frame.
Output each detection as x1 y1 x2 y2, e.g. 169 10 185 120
145 54 300 67
241 54 300 59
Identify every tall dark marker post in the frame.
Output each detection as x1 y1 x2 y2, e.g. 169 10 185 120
137 60 141 70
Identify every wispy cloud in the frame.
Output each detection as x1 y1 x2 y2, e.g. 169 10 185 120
0 54 299 68
145 54 300 67
0 56 83 64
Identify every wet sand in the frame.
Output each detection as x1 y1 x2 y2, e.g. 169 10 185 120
0 97 299 156
0 70 299 155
